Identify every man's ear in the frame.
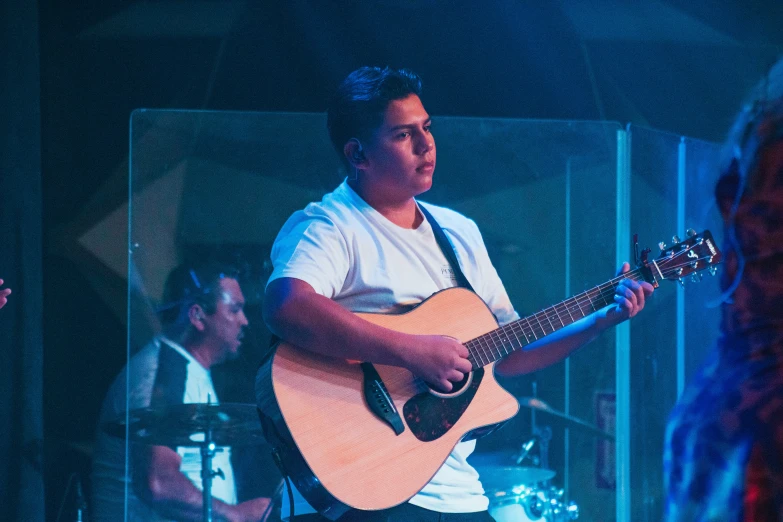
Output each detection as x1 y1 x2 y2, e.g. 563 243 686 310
343 139 366 168
188 304 206 331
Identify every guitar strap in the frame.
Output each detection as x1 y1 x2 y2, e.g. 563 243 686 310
418 203 476 293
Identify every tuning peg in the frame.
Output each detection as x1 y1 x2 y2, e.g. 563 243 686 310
672 235 681 244
658 241 667 251
678 278 685 287
709 266 718 276
686 228 697 238
691 273 702 283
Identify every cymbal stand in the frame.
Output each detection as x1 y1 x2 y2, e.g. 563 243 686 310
532 425 555 518
199 417 225 522
533 425 552 471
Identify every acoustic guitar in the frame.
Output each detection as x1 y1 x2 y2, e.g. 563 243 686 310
255 230 721 520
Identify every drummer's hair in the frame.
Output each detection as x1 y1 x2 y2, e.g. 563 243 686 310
157 260 241 327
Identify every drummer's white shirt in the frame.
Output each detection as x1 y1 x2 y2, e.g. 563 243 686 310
162 338 237 506
92 337 236 522
267 181 518 518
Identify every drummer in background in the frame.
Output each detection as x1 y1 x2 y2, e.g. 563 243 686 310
91 261 272 522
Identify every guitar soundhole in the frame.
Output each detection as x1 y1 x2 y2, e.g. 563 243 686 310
447 371 470 394
403 368 484 442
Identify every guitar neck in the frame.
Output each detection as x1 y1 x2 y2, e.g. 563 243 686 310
466 267 651 369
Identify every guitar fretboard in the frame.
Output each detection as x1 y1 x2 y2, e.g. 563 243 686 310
465 268 649 369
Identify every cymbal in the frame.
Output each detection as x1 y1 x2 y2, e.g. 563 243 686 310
103 403 266 447
518 397 614 440
475 465 556 492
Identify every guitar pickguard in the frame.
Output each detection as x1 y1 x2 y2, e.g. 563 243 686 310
403 369 484 442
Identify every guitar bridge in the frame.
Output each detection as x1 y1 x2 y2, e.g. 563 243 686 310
360 363 405 435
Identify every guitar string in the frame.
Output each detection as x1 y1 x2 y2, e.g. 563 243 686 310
488 246 709 346
367 248 714 392
389 250 713 389
472 253 714 365
467 251 715 367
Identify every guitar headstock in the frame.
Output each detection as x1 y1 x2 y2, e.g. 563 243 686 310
648 229 722 286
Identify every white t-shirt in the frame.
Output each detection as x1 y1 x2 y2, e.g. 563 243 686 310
92 338 236 522
164 339 237 506
268 181 518 517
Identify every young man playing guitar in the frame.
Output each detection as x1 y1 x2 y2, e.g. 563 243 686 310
261 66 654 521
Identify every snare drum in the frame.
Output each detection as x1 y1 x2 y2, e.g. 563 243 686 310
486 487 545 522
487 487 579 522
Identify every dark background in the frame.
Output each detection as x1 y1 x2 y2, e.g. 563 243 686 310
2 0 783 520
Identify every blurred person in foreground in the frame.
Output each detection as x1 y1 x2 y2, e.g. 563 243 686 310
664 56 783 521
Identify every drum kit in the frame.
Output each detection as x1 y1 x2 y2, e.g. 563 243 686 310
473 396 614 522
104 402 270 522
104 396 611 522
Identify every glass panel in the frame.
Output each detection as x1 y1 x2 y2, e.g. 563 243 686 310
627 125 681 522
124 110 624 521
626 126 722 521
682 137 724 379
122 110 341 521
431 119 622 522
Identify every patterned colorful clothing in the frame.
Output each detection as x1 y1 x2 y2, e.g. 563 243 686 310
664 108 783 521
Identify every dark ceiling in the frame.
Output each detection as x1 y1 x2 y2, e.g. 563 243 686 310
39 0 783 223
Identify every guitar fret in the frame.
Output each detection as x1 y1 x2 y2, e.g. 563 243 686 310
508 325 523 351
467 348 479 368
533 314 547 337
478 335 493 365
493 330 504 360
542 313 552 333
563 301 576 323
507 321 527 347
466 340 478 366
571 294 587 317
524 317 538 340
577 296 587 317
500 327 514 356
518 322 531 343
496 334 508 361
599 289 611 307
482 332 494 351
475 337 490 366
542 311 555 332
552 306 565 328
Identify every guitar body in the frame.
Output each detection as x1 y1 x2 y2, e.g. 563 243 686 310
255 287 520 519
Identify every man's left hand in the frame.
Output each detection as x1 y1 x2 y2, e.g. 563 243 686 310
596 262 654 329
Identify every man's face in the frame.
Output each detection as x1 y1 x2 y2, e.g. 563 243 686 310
202 277 248 363
361 94 436 200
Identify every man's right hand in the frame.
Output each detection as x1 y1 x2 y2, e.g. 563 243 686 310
405 335 473 392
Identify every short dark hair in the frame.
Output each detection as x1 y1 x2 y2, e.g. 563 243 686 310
327 66 423 167
157 260 240 327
